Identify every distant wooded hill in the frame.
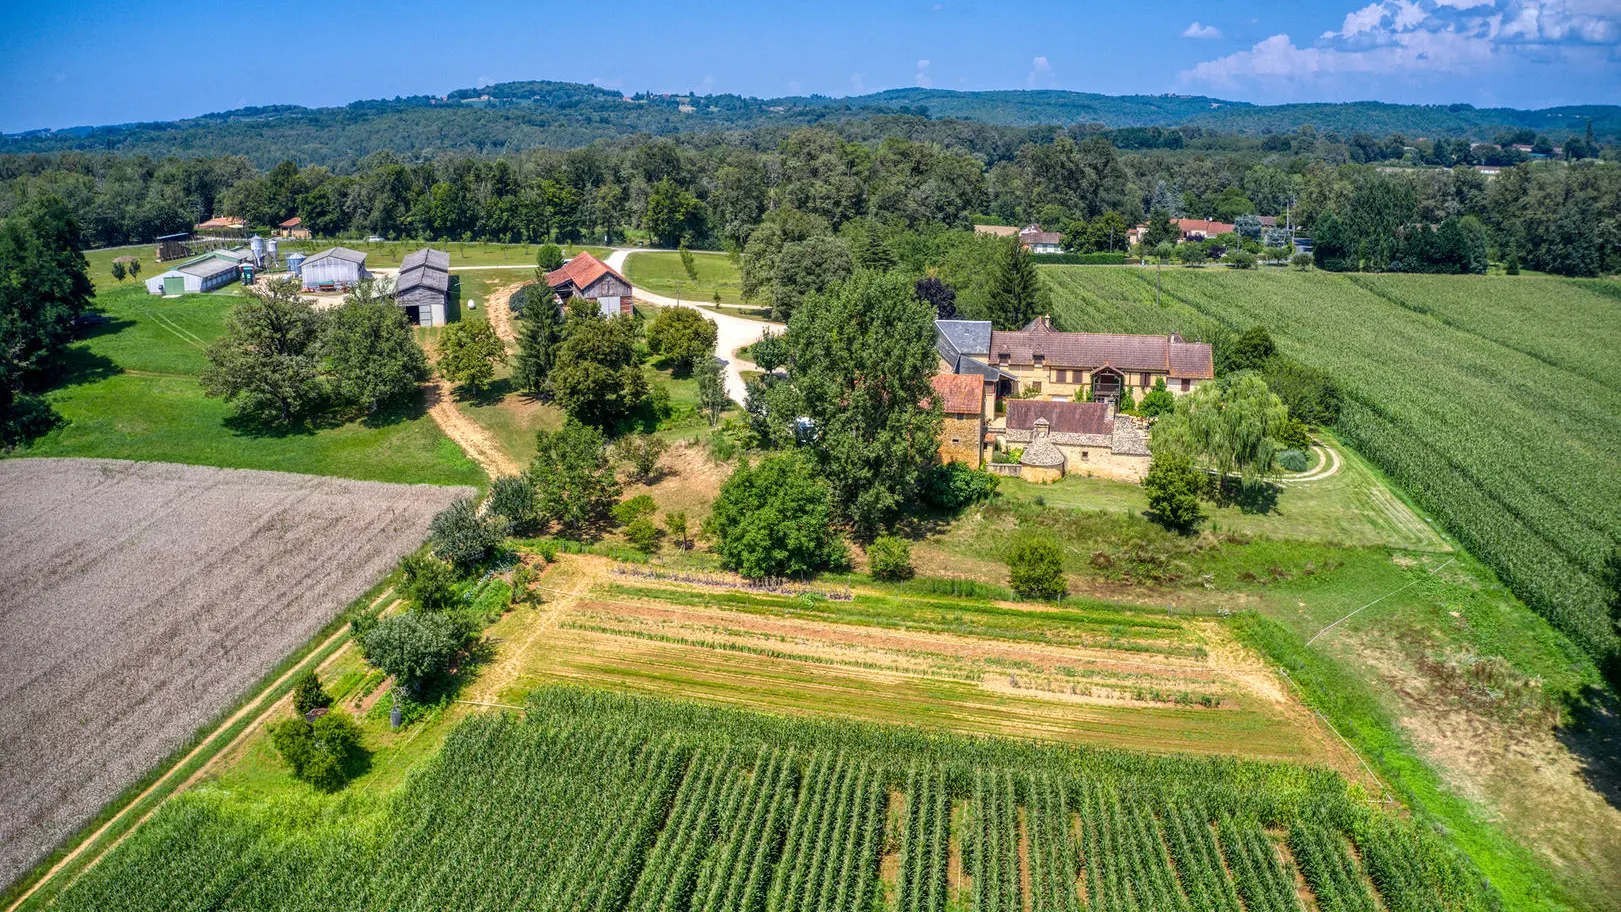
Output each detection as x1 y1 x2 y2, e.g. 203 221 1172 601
4 79 1616 168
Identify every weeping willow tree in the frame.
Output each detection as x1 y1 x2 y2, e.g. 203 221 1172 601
1148 375 1288 489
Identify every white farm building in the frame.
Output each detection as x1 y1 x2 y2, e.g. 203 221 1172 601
299 247 369 291
144 250 243 295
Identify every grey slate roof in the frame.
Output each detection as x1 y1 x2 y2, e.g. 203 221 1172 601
303 246 368 266
397 266 450 294
935 320 992 357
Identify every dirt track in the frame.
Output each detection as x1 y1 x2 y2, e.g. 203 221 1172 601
424 381 517 478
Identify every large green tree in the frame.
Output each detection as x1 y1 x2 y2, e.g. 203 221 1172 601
550 310 646 427
705 452 847 578
322 279 429 414
983 237 1048 330
436 320 507 394
0 196 94 445
1150 375 1289 489
201 277 323 424
751 270 942 538
646 306 717 375
528 418 622 535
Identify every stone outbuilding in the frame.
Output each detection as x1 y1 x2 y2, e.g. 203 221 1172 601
928 373 988 467
996 399 1151 483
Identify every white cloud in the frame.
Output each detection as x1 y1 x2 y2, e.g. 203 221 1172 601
1182 21 1223 39
915 59 933 88
1179 0 1621 97
1026 55 1057 88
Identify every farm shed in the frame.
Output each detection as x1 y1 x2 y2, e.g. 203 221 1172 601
300 247 370 291
154 232 189 262
545 251 633 318
145 254 240 294
396 247 450 326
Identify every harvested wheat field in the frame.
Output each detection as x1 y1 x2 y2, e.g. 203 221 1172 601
0 458 473 889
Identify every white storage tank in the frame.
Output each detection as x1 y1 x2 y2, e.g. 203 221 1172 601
286 252 307 276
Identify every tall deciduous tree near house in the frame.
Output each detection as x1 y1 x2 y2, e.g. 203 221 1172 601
0 195 93 446
201 277 323 424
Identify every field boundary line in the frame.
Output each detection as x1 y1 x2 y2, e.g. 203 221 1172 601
1306 558 1455 646
4 623 353 912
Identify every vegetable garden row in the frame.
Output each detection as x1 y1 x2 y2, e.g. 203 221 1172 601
46 688 1495 912
1043 266 1621 661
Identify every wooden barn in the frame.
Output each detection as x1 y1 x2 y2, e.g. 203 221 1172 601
396 247 450 326
545 251 633 318
300 247 369 292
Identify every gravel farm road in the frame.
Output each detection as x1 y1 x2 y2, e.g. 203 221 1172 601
603 249 782 404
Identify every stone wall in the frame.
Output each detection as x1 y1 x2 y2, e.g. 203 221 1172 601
938 415 983 466
1053 444 1148 482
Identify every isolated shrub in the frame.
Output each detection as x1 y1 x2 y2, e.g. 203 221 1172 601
1228 250 1257 269
292 671 333 717
1291 252 1313 270
531 419 622 535
270 710 362 791
1006 536 1066 600
615 432 668 483
646 307 717 374
1143 452 1206 532
1139 379 1175 417
625 517 661 553
429 497 508 569
1276 416 1313 450
536 243 564 271
398 553 459 613
486 476 542 536
358 611 465 693
665 510 690 550
612 494 658 526
920 462 1000 512
867 536 914 582
1116 385 1136 413
1278 449 1310 473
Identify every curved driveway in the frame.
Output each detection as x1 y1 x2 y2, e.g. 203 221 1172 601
604 249 782 404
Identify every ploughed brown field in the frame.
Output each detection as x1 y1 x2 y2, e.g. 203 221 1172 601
0 458 472 889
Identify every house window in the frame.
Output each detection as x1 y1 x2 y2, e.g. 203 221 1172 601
998 353 1009 365
1029 382 1042 393
1081 451 1089 460
950 437 960 445
1141 373 1151 388
1181 378 1190 392
1033 354 1044 366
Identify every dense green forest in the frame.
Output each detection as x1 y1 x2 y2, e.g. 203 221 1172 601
4 80 1617 168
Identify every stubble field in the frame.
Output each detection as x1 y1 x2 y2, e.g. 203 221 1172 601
0 458 473 889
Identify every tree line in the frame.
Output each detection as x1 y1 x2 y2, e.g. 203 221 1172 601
2 120 1614 274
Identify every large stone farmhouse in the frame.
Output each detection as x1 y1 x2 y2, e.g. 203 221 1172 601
931 316 1212 482
545 251 633 318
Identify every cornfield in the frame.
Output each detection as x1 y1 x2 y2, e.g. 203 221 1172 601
47 688 1496 911
1042 267 1621 661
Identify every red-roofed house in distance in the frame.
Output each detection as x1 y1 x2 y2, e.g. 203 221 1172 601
929 373 989 466
545 251 634 318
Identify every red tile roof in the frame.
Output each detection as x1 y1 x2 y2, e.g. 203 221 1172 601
545 251 624 294
929 373 985 414
279 217 302 228
1171 218 1234 237
1006 400 1114 435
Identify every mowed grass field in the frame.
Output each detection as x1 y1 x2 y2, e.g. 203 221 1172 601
0 458 470 892
623 249 746 304
1040 266 1621 659
14 286 485 487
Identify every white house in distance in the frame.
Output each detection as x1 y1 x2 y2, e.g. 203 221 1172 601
299 247 370 292
1018 224 1063 254
396 247 450 326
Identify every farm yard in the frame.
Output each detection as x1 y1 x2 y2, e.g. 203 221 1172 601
46 688 1491 912
1040 267 1621 661
0 458 473 891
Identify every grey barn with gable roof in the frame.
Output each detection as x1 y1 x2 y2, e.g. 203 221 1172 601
397 247 450 326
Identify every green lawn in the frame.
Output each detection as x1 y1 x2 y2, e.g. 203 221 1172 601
622 250 745 304
999 432 1447 552
14 286 485 487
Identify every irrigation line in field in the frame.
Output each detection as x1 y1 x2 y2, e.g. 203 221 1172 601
1306 558 1455 646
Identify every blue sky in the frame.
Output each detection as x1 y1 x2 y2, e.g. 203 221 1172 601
2 0 1618 132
